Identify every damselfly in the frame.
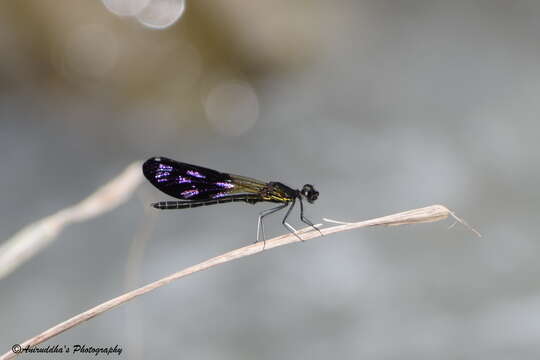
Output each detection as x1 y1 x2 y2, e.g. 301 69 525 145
142 157 320 242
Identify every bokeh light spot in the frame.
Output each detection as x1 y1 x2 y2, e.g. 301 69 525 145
136 0 186 29
204 81 259 136
61 24 118 80
101 0 152 17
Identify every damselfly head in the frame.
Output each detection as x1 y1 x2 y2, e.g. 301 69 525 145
301 184 319 204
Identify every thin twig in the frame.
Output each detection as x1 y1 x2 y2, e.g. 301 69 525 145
0 162 143 280
124 189 158 360
0 204 476 360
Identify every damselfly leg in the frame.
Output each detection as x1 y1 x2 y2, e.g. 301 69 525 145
257 203 288 244
281 199 303 241
299 197 323 236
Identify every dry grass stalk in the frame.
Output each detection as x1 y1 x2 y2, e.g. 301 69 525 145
0 204 478 360
0 162 143 280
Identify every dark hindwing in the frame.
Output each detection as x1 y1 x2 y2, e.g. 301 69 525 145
142 157 239 201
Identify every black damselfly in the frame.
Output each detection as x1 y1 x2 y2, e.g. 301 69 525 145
142 157 320 242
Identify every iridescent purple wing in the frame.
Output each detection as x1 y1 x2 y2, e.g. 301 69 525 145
142 157 240 201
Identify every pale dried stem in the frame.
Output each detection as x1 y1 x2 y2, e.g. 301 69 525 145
0 204 477 360
0 162 144 280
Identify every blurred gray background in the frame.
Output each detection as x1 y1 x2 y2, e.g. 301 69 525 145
1 0 539 358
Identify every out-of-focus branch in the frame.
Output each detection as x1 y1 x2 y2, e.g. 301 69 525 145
0 161 143 280
0 204 478 360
